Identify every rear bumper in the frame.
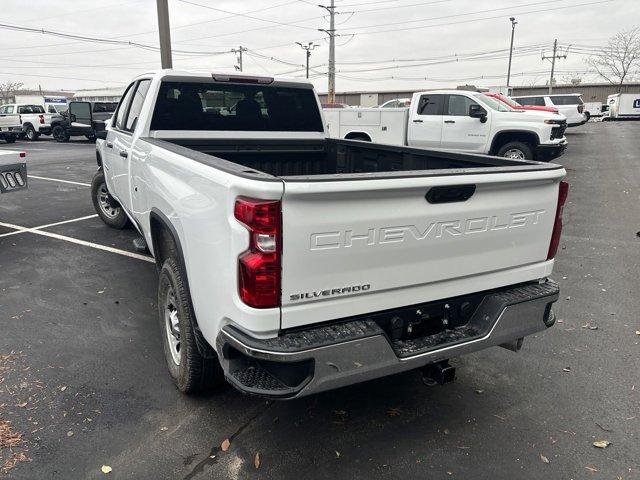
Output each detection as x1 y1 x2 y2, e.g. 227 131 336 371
217 280 559 399
536 141 567 161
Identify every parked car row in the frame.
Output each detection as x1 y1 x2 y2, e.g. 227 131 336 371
0 101 116 143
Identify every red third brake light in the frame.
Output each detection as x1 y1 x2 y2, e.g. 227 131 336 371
234 197 281 308
547 180 569 260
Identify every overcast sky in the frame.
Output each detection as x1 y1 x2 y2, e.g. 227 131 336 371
1 0 639 93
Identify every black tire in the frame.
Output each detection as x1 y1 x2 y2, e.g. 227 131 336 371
158 257 225 394
85 134 96 141
24 125 39 141
52 125 70 142
584 112 591 122
91 170 130 229
4 135 16 144
496 141 534 160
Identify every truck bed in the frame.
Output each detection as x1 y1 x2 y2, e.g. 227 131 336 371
144 137 561 180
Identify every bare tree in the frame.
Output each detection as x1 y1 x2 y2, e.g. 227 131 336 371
0 81 24 103
588 27 640 91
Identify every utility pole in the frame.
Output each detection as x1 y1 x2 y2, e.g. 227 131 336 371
156 0 173 69
318 0 336 103
542 39 567 94
296 42 318 79
231 46 247 72
506 17 517 90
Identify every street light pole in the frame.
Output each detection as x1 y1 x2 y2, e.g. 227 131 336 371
156 0 173 69
506 16 517 90
296 42 318 79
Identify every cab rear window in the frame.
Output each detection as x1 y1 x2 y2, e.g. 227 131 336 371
150 81 324 132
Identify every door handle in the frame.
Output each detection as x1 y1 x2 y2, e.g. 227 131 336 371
106 142 113 148
119 150 128 158
444 120 456 124
412 119 423 123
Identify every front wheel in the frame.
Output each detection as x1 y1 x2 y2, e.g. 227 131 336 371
52 125 70 142
158 257 225 394
496 141 533 160
91 170 130 229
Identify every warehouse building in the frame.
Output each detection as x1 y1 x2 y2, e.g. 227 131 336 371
318 83 640 106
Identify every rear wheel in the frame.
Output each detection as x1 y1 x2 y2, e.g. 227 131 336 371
52 125 70 142
496 141 533 160
24 125 39 141
158 257 225 394
584 112 591 122
91 170 129 229
85 133 96 141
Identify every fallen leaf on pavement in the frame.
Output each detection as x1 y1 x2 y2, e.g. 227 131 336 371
221 438 230 452
101 465 112 474
585 466 598 473
335 451 340 458
17 402 27 408
563 367 571 372
387 408 401 417
635 330 640 336
254 452 261 469
60 386 67 391
540 454 550 464
593 440 610 448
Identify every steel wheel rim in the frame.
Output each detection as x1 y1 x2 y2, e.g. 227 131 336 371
27 129 35 140
164 288 181 366
504 148 525 160
97 183 119 218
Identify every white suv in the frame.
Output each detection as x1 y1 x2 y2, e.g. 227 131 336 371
512 94 587 127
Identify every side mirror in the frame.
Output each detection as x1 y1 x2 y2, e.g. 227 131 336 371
469 104 487 122
70 114 76 122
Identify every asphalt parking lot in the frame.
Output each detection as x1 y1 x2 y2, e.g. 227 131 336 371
1 126 639 480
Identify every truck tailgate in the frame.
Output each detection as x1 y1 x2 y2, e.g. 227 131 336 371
280 168 565 329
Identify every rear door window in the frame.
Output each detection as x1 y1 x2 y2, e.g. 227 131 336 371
150 81 324 132
446 95 478 116
417 94 444 115
515 97 546 106
125 80 151 131
114 83 136 131
549 95 583 105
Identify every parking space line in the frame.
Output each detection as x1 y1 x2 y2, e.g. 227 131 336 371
28 175 91 187
0 217 154 263
0 215 98 238
28 229 155 263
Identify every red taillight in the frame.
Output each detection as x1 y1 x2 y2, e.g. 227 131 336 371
578 105 584 113
547 181 569 260
234 197 281 308
39 114 45 124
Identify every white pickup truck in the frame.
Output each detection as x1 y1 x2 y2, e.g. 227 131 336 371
324 90 568 162
0 110 22 144
93 71 568 398
0 103 55 140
